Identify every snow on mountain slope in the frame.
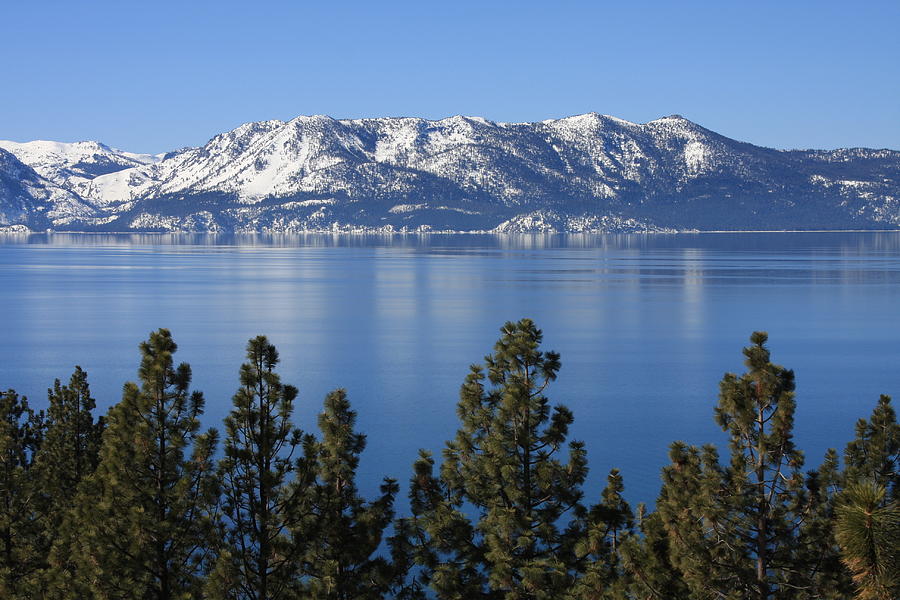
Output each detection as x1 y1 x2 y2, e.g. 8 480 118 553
0 139 161 203
84 113 725 206
0 148 97 229
3 113 899 232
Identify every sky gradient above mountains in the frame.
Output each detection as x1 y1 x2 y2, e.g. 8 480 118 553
1 1 898 153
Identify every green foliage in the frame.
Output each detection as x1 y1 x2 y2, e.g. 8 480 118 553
36 367 104 518
0 389 43 598
299 388 399 600
31 367 105 596
837 396 900 600
834 481 900 600
571 468 635 600
656 332 828 600
0 323 896 599
208 339 400 600
794 447 854 599
844 395 899 501
68 329 219 600
401 318 589 600
207 335 309 600
618 506 690 600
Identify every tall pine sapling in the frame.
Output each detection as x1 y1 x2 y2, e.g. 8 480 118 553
844 395 899 500
35 368 105 535
32 367 105 594
299 389 399 600
400 318 588 600
657 332 818 600
0 390 43 598
68 329 218 600
792 447 852 600
208 336 309 600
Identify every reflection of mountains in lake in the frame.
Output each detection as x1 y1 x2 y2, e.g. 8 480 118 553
2 232 899 507
9 231 900 255
2 114 899 233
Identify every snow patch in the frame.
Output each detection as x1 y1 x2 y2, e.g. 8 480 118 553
389 203 428 214
683 141 709 172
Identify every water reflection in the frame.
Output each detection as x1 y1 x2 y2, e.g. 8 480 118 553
0 232 898 506
5 230 900 253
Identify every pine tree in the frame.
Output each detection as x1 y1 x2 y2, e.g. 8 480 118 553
656 332 818 600
571 468 634 600
37 367 104 498
835 395 900 600
0 389 43 598
834 480 899 600
844 395 899 500
400 318 588 600
655 441 725 599
69 329 218 600
794 448 853 600
299 388 399 600
32 367 105 596
207 335 310 600
34 370 104 540
618 507 690 600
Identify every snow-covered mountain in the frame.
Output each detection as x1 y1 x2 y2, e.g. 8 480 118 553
0 147 98 230
2 114 898 232
0 139 160 186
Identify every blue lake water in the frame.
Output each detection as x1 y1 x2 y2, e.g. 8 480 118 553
1 232 898 507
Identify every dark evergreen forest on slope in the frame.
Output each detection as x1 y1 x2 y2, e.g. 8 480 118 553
1 321 897 600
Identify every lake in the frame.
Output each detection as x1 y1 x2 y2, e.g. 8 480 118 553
1 231 898 507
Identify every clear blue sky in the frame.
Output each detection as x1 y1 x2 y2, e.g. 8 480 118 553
2 0 898 153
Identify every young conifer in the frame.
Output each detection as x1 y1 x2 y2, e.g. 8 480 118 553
656 332 817 600
32 368 105 594
36 366 104 512
794 448 853 600
844 395 899 500
400 318 588 600
299 388 399 600
207 335 309 600
68 329 218 600
571 468 635 600
0 390 43 598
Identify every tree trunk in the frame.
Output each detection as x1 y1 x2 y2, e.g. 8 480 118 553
756 396 769 600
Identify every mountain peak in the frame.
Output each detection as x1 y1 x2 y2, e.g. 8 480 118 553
2 112 898 233
646 114 694 125
0 139 161 186
289 114 337 124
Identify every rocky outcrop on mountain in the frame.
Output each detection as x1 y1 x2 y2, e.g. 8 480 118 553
1 114 898 232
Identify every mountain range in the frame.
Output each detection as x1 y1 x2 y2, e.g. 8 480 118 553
1 113 898 233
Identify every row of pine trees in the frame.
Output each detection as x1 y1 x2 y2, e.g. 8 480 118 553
1 320 897 600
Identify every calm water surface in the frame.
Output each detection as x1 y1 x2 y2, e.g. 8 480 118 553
1 232 898 506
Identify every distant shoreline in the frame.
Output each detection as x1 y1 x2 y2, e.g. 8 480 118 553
3 228 900 237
